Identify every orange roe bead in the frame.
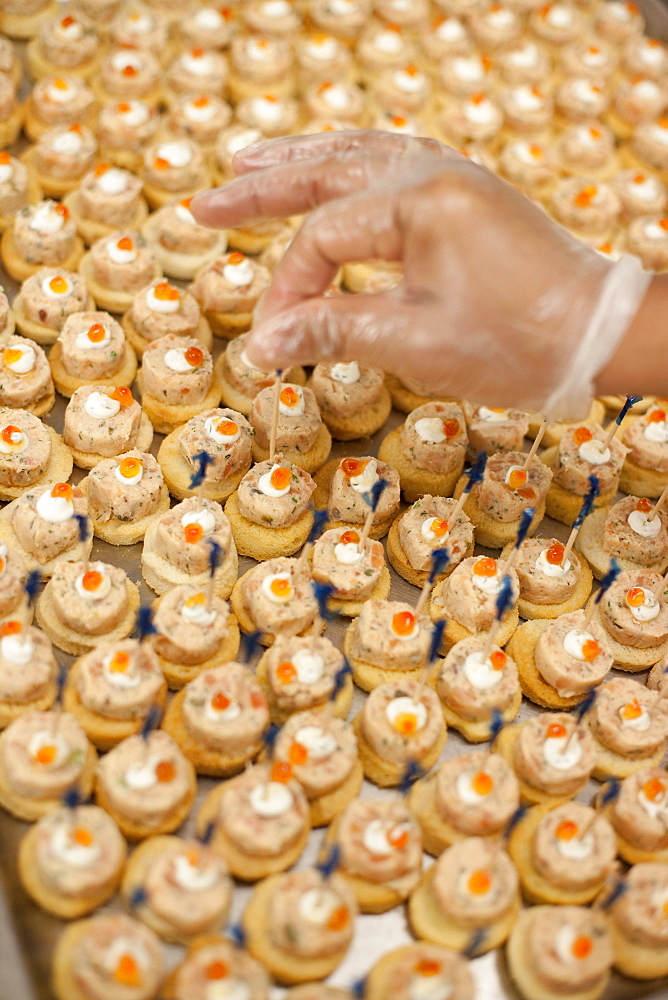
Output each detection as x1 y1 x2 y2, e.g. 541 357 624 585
52 78 68 90
581 639 600 662
61 15 76 27
327 906 349 931
388 826 409 849
117 102 132 113
122 63 138 76
636 497 653 513
191 47 205 57
660 218 668 231
111 386 133 406
280 386 299 408
575 184 598 208
115 955 140 986
87 323 106 343
574 427 593 444
271 760 292 783
118 457 142 479
36 745 56 765
467 870 491 895
185 593 206 608
228 252 245 265
473 557 497 577
508 468 528 490
530 144 543 159
51 482 72 499
0 621 20 637
318 81 333 93
556 820 578 840
443 418 460 438
392 115 407 127
392 610 416 636
490 650 506 671
49 275 68 294
184 523 204 544
156 760 175 782
470 92 485 104
648 409 667 423
206 961 229 980
217 419 238 436
276 661 297 684
472 772 493 795
404 63 419 76
109 651 130 672
117 236 134 251
289 742 308 765
546 543 565 565
394 712 418 735
250 689 266 709
621 698 643 720
270 577 292 599
547 723 567 739
634 173 646 184
0 152 10 165
572 936 593 960
95 163 110 176
82 570 103 592
73 826 93 846
211 692 231 711
180 197 193 210
1 424 21 444
270 467 291 491
340 529 360 545
341 457 367 478
643 777 665 801
626 587 646 608
431 518 449 538
414 959 442 977
184 346 204 367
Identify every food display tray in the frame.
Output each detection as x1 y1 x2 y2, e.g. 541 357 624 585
3 3 668 998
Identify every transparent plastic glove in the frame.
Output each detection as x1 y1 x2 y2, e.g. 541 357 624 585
192 131 651 418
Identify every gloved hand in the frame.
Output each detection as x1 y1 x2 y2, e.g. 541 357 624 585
192 131 651 418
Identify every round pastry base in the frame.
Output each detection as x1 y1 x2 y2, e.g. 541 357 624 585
20 148 88 200
78 478 170 546
452 476 546 549
229 567 325 648
407 771 492 855
325 565 392 619
378 428 463 503
527 398 606 445
321 815 416 913
507 804 608 905
540 446 617 526
162 683 256 778
35 578 140 656
255 652 353 727
141 519 238 599
78 251 162 314
495 724 587 807
506 619 592 710
196 782 311 881
441 689 522 743
315 384 393 442
90 80 162 111
306 758 364 829
94 762 197 842
153 612 241 691
226 225 285 255
500 542 594 618
0 424 73 508
13 289 96 346
386 516 472 588
13 384 56 419
312 457 395 539
619 456 668 500
0 505 89 578
157 424 249 502
216 355 306 416
224 490 314 561
136 368 223 436
588 729 667 782
23 99 97 143
142 178 208 211
0 679 56 731
204 307 253 340
599 395 655 416
599 802 668 866
251 422 332 476
25 40 99 81
408 868 519 954
0 4 58 39
384 373 455 414
1 227 85 285
228 73 297 104
0 176 43 233
575 506 668 580
428 582 519 655
49 339 138 399
352 711 446 788
141 216 227 280
243 873 349 985
18 821 122 919
97 146 145 174
0 741 96 822
120 835 230 945
0 104 24 150
66 411 154 471
62 190 149 247
507 908 610 1000
121 312 212 358
585 601 668 672
62 662 167 752
610 921 668 981
342 623 432 692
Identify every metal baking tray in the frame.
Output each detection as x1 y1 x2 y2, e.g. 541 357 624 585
3 4 668 998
